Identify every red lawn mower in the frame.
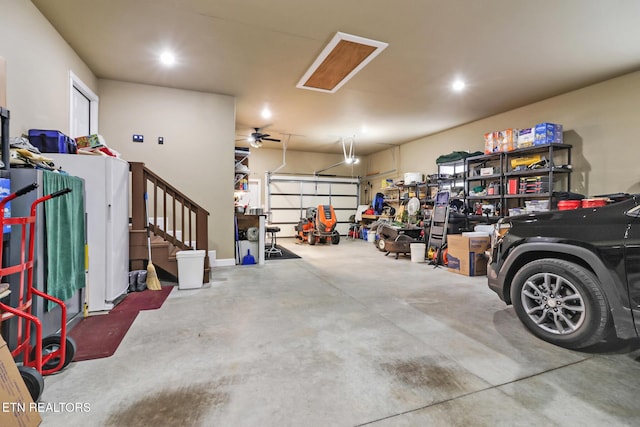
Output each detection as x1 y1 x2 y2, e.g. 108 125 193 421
295 205 340 245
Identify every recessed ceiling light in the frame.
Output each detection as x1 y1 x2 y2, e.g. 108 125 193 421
160 51 175 66
261 107 272 120
452 79 465 92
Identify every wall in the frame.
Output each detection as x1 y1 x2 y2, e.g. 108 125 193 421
0 0 97 134
367 71 640 197
98 79 236 259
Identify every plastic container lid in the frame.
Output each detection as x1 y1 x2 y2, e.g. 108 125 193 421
176 249 206 259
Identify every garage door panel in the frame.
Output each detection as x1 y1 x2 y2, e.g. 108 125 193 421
301 182 332 194
270 209 302 224
268 175 359 236
331 183 358 195
334 210 354 223
330 196 357 209
270 181 301 194
302 196 330 208
270 195 302 209
335 223 350 235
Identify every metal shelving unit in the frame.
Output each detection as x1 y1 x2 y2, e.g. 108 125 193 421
464 143 572 216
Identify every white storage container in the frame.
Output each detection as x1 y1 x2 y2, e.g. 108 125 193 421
404 172 422 185
176 250 206 289
410 243 426 263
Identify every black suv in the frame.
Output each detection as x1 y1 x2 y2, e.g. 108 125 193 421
487 195 640 349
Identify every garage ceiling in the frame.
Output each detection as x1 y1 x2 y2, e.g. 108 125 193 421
31 0 640 155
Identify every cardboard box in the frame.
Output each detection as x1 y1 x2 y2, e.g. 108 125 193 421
497 128 517 152
0 336 42 427
447 234 490 276
534 122 563 145
480 167 494 176
517 127 534 148
484 131 498 154
0 56 6 108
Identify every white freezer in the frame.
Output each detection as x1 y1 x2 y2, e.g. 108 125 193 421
48 154 129 312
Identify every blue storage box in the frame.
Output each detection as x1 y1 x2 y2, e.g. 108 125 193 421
28 129 77 154
0 177 10 234
533 122 563 146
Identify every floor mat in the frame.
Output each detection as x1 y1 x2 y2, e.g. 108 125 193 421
265 245 301 260
111 285 174 313
69 311 138 361
69 286 173 361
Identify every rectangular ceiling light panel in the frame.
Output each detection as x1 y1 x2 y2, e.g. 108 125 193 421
297 32 388 93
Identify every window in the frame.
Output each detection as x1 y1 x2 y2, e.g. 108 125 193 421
69 71 98 137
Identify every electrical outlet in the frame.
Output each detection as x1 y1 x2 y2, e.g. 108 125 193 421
158 136 164 145
133 134 144 143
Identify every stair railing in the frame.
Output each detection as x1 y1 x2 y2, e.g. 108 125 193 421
130 162 209 265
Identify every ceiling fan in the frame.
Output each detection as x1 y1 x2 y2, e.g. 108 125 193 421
247 127 281 148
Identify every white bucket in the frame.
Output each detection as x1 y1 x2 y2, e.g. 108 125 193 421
176 250 206 289
367 231 376 242
410 243 426 263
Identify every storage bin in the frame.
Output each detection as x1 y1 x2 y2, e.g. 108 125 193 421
404 172 422 184
176 250 206 289
28 129 77 154
410 243 426 263
367 230 376 242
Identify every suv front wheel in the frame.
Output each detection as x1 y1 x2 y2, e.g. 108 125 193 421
510 258 611 349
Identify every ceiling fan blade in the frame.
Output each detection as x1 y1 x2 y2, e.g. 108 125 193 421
263 137 281 142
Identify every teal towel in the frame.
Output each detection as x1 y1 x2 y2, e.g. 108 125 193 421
43 171 86 309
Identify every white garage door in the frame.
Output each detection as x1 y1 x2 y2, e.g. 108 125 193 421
267 174 360 237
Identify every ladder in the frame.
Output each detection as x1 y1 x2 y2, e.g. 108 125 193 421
427 191 450 266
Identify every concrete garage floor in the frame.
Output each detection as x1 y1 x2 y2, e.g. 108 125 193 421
41 238 640 426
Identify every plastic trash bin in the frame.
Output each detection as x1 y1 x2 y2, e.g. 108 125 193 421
176 250 206 289
410 243 426 263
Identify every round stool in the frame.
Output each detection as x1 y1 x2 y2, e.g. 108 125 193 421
265 226 282 257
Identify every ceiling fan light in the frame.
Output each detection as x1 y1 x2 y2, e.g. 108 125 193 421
345 157 354 164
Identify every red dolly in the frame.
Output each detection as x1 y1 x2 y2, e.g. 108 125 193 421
0 183 77 401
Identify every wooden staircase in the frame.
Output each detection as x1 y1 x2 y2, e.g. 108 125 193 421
129 162 210 282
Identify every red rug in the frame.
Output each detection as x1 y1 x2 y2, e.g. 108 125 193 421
69 311 138 361
69 286 173 361
111 285 174 313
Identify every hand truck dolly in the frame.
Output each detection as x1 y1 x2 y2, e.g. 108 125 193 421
0 182 77 401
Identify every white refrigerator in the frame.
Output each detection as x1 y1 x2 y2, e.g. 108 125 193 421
48 154 129 312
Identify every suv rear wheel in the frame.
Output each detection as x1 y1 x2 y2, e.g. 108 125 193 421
510 258 610 349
